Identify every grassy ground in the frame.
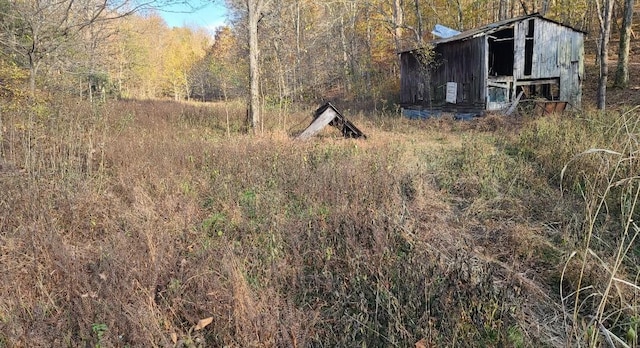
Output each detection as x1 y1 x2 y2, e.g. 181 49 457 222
0 76 639 346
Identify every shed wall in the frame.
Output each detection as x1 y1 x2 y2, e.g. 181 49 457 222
560 26 584 107
514 17 583 107
430 37 486 109
399 52 425 105
400 37 486 111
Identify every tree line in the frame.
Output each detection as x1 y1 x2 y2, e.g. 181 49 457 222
0 0 636 114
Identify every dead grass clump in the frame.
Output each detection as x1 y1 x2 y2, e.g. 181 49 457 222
464 113 522 133
512 109 636 187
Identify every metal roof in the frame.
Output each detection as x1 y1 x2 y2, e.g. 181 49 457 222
399 13 586 53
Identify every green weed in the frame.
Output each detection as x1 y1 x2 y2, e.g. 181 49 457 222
91 323 107 348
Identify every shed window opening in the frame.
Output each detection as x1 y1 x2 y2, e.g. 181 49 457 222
542 83 560 100
488 86 509 103
488 28 515 76
524 19 535 76
518 79 560 101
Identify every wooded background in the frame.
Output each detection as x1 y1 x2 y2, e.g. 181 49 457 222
0 0 635 111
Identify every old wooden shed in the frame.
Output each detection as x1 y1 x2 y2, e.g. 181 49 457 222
399 14 584 116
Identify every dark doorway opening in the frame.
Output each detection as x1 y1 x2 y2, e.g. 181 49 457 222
488 28 515 76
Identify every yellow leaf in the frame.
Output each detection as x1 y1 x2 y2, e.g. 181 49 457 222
194 316 213 330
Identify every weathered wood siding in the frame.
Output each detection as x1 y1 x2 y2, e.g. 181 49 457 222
562 25 584 108
514 17 583 107
400 37 486 110
400 52 424 105
430 37 486 108
513 22 527 79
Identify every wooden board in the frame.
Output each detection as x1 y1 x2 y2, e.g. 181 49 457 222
296 107 338 140
446 82 457 103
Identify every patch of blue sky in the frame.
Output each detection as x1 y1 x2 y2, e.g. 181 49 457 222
158 2 228 32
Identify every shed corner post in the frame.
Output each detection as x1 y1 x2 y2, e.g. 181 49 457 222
483 35 489 108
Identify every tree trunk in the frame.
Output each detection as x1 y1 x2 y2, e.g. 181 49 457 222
499 0 508 20
294 0 301 101
340 12 351 94
414 0 423 43
614 0 634 88
223 82 230 137
248 0 263 134
596 0 614 109
392 0 404 52
29 66 37 98
365 10 373 94
540 0 550 15
89 80 93 103
456 0 464 30
28 52 38 98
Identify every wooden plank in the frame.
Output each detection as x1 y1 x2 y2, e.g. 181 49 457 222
297 107 338 140
340 118 367 139
513 20 526 79
506 90 524 115
488 76 513 82
488 82 510 88
446 82 457 103
483 36 489 103
492 37 515 42
515 78 558 86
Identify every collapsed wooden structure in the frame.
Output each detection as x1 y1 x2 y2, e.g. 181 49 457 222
399 14 585 116
297 102 366 140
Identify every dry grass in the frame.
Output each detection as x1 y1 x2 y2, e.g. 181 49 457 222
0 94 637 347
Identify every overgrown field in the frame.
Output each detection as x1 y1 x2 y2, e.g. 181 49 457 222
0 97 638 347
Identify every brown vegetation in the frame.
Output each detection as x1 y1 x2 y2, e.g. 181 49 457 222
0 57 639 346
1 88 636 347
1 0 639 345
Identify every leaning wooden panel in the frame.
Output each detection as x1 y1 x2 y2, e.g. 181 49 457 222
297 103 366 140
296 107 338 140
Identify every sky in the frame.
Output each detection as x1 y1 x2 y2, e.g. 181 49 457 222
158 2 228 32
